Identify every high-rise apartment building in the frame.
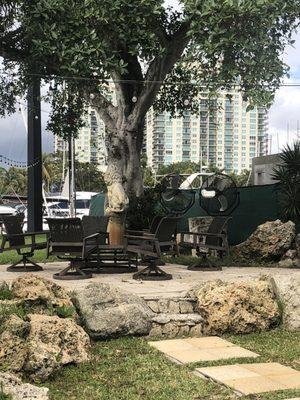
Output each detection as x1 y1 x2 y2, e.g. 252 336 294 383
145 90 268 174
54 90 268 175
54 108 107 171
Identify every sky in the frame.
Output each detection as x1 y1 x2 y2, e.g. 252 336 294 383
0 4 299 163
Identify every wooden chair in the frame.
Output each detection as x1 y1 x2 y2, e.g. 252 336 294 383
46 217 100 280
125 216 181 281
179 216 231 271
0 214 47 272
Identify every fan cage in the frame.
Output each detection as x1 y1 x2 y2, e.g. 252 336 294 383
199 173 239 216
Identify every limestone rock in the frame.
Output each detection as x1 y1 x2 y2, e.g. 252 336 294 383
193 279 280 335
149 313 203 337
278 258 295 268
25 314 90 382
0 372 49 400
272 276 300 331
282 249 298 260
234 219 296 261
0 315 29 372
73 283 153 339
11 274 74 313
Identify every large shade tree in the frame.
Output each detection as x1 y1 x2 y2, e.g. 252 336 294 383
0 0 299 240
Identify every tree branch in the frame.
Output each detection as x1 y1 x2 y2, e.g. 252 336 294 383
84 90 117 131
129 19 191 128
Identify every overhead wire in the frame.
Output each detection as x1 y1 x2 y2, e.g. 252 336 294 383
2 69 300 87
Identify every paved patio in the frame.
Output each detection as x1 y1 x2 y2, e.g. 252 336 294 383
0 262 299 297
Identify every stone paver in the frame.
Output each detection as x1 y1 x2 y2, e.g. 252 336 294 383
196 363 300 395
149 337 259 364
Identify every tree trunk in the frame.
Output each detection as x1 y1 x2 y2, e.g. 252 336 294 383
104 124 144 244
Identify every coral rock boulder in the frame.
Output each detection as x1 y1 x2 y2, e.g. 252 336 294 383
25 314 90 381
73 283 153 339
11 274 74 313
273 276 300 331
0 314 29 373
0 372 49 400
234 219 296 261
192 279 280 335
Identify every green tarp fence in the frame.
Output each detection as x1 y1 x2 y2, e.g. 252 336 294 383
90 184 298 245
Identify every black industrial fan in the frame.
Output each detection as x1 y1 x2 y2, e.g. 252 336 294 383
184 172 239 272
160 173 196 215
200 173 239 216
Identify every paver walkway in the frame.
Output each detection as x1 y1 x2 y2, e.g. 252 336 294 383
149 337 259 364
196 363 300 395
149 337 300 396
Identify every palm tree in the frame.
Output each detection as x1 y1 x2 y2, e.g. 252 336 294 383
272 141 300 222
42 153 54 193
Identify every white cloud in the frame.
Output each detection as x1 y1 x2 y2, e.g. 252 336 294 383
265 30 300 154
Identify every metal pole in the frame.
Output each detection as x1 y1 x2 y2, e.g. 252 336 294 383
27 79 43 232
68 134 76 217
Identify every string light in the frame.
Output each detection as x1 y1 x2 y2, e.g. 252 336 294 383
0 154 41 169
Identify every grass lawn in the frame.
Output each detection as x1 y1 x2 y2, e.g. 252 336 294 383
46 328 300 400
0 234 57 265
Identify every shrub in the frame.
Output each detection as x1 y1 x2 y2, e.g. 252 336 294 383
0 283 13 301
272 141 300 222
55 305 76 319
126 186 163 230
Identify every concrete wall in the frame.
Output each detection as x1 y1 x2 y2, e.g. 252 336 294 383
251 154 282 185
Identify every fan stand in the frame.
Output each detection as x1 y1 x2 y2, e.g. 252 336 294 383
187 252 222 272
133 258 172 281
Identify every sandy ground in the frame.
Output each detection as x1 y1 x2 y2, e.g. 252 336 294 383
1 262 299 298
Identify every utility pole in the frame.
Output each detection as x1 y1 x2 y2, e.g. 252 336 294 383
27 79 43 232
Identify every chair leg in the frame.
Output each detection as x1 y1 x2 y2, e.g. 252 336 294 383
133 259 172 281
7 255 43 272
53 259 92 280
187 252 222 272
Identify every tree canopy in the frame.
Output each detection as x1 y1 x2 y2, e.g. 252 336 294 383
0 0 299 220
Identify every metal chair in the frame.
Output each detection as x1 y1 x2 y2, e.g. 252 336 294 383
0 214 47 272
82 215 109 246
179 216 231 271
46 217 100 280
125 216 181 281
126 215 164 236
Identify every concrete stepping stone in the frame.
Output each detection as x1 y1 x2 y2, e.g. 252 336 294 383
196 363 300 395
148 336 259 364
